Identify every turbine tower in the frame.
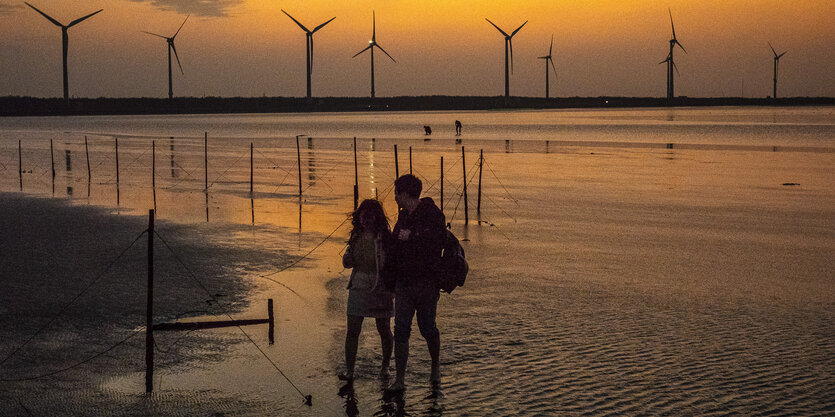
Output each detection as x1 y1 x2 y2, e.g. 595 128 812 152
143 16 189 99
352 11 396 99
24 2 103 103
537 35 557 98
282 10 336 99
768 42 787 99
663 9 686 99
485 18 527 97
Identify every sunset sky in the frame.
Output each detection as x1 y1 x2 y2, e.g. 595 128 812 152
0 0 832 99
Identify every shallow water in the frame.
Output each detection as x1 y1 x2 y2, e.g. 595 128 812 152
0 107 833 416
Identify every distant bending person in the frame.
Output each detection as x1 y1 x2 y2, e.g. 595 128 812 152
340 199 394 381
384 174 446 394
424 125 432 135
455 120 462 136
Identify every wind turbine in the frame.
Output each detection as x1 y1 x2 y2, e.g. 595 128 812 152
662 9 686 99
352 11 396 99
485 18 527 97
768 42 787 99
282 10 336 99
24 2 103 103
142 16 189 99
537 35 557 98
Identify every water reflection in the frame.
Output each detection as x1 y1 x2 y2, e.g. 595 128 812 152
307 137 316 186
170 138 177 178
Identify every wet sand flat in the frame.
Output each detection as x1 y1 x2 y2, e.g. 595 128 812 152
0 108 833 416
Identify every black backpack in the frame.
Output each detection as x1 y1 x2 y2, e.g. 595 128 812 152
438 229 468 294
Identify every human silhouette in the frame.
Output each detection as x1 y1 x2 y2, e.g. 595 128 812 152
424 125 432 135
384 175 446 395
455 120 462 136
340 199 394 382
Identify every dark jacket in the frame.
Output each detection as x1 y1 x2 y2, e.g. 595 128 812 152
386 197 446 292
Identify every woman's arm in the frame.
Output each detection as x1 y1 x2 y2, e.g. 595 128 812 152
342 243 354 269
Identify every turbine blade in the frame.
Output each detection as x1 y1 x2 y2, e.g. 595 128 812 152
669 8 676 40
171 42 184 74
142 31 168 39
68 9 102 28
549 34 553 56
676 40 687 54
282 10 310 32
25 2 63 27
550 57 557 74
537 56 548 59
510 20 527 37
768 41 777 57
485 18 509 37
372 11 376 42
352 45 372 58
778 51 787 59
312 16 336 33
672 60 679 76
376 44 396 63
172 15 189 39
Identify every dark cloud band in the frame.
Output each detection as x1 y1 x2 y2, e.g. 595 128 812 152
126 0 243 17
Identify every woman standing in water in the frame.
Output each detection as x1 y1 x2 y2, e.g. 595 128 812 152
340 199 394 381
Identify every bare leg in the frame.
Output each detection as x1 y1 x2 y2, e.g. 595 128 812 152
376 318 393 377
343 315 364 379
428 335 440 384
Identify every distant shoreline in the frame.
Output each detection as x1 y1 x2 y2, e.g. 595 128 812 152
1 95 832 117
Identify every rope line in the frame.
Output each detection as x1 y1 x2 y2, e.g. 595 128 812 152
152 230 305 301
0 329 143 382
0 229 147 367
152 230 310 402
254 148 291 174
207 150 248 189
260 216 351 279
484 158 520 205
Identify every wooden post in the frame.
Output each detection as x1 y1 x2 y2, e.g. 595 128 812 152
394 144 399 178
115 139 120 205
296 136 302 197
353 137 359 211
115 138 120 189
462 146 468 225
409 146 412 174
84 136 91 183
268 298 275 345
440 156 444 212
250 142 254 195
50 139 55 195
204 132 208 191
50 139 55 179
477 149 483 214
145 209 155 393
152 141 157 211
18 140 22 191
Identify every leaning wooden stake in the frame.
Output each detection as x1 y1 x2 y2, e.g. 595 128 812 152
50 139 55 194
84 136 91 183
204 132 208 191
146 209 155 393
115 138 120 205
440 156 444 212
477 149 483 214
250 142 254 195
409 146 412 174
353 137 359 211
462 146 468 225
18 140 22 191
296 136 302 197
394 144 399 178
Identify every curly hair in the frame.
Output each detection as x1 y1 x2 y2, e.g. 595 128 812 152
349 199 391 244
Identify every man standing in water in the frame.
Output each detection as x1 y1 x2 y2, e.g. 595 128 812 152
385 174 446 394
455 120 462 136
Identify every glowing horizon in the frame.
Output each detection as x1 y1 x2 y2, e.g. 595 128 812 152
0 0 832 99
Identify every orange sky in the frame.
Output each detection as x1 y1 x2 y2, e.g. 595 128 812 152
0 0 832 98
